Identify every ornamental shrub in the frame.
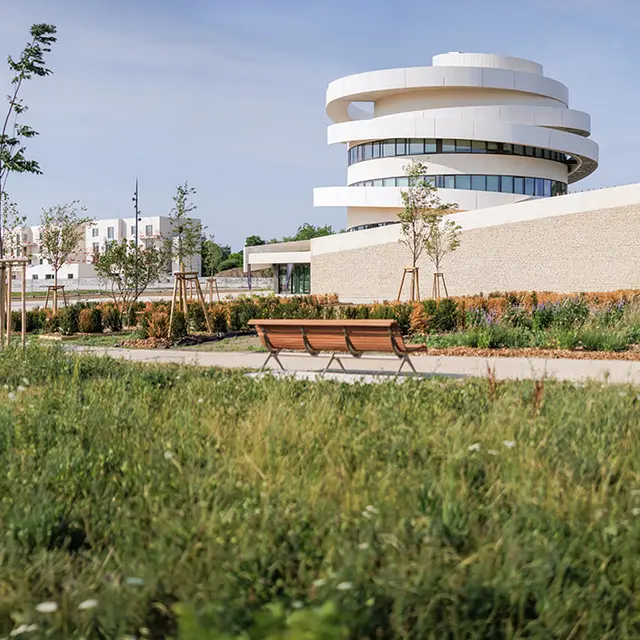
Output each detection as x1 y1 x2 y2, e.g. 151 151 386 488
187 302 207 332
434 298 458 332
101 305 123 332
170 311 187 339
148 311 170 339
78 307 103 333
58 306 80 335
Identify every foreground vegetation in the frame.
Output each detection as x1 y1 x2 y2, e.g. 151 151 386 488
1 346 640 637
13 290 640 355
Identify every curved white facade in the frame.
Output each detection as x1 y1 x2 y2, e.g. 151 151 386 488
314 53 599 231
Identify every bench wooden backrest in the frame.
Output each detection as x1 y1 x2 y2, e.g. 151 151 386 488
248 319 409 355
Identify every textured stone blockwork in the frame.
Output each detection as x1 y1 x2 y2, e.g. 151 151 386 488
311 205 640 302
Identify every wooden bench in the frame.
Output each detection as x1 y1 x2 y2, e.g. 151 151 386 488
248 319 426 376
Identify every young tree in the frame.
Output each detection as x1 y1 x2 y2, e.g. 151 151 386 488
1 193 27 257
424 214 462 298
0 23 57 257
39 202 92 310
397 160 456 300
95 240 169 320
168 182 201 272
200 235 230 276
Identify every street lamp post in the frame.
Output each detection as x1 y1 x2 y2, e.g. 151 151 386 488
132 178 141 297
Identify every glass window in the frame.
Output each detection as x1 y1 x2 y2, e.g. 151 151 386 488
32 274 38 280
372 142 381 159
543 149 551 160
525 177 535 195
67 273 74 279
107 227 114 239
130 225 135 235
424 139 437 153
442 139 456 152
396 139 406 155
444 176 455 189
535 178 545 196
487 142 499 153
45 274 54 280
93 242 99 253
424 176 435 187
502 176 514 193
363 144 373 161
514 177 525 194
503 143 513 154
486 175 500 192
544 179 552 197
381 177 394 187
92 228 99 237
145 224 153 235
525 146 534 157
535 147 543 158
471 140 486 153
456 175 472 190
513 145 524 155
456 139 472 153
396 177 409 187
471 175 486 190
408 139 424 155
382 140 395 157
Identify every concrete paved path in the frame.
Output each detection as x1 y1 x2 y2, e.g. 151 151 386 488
65 346 640 384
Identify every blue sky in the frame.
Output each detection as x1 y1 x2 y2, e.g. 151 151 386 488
1 0 638 249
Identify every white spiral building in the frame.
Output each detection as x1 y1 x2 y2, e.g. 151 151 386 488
314 52 599 231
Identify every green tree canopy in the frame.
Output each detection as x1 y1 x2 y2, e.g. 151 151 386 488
245 235 266 247
0 23 57 257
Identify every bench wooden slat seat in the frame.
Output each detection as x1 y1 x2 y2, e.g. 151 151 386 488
248 319 425 376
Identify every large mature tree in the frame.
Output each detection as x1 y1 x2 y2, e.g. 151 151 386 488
1 193 27 257
245 234 265 247
95 239 169 321
397 160 456 300
168 182 201 272
282 223 335 242
0 23 57 257
39 202 92 311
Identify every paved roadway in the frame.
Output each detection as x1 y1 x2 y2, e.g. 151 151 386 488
65 346 640 384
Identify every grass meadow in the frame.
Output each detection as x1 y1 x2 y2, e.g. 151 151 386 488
0 346 640 638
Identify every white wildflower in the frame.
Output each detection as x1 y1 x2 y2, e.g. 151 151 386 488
365 505 378 514
488 449 498 456
16 385 26 393
503 440 515 449
358 542 370 550
78 599 98 610
7 392 16 401
632 508 640 516
10 624 38 636
21 378 29 386
619 392 627 397
35 602 58 613
197 398 204 404
163 451 173 460
3 384 8 390
125 577 144 586
468 443 481 452
336 581 353 590
312 578 326 587
292 600 304 609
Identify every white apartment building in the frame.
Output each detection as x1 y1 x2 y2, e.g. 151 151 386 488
18 215 201 282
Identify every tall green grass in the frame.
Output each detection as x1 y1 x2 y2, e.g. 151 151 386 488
1 346 640 638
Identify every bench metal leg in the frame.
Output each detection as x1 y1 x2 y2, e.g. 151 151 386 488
261 351 285 372
321 353 346 376
396 355 417 377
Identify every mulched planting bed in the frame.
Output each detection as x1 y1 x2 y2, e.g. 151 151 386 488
420 346 640 360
